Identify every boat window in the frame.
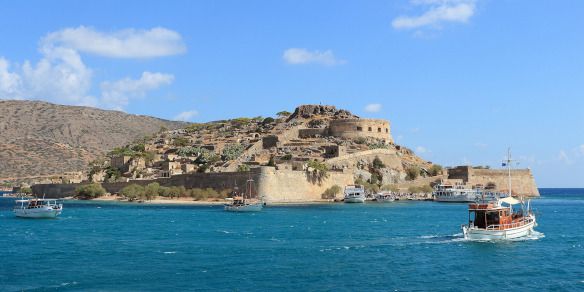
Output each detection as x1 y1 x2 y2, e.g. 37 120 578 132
473 211 487 228
486 211 499 227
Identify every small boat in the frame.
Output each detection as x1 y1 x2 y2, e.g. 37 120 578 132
344 185 366 203
374 192 395 202
461 148 538 240
13 198 63 218
461 197 536 240
224 178 263 212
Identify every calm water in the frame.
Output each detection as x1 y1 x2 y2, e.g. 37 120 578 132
0 189 582 291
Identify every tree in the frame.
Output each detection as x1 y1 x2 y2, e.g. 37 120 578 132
372 156 385 169
406 166 420 181
429 164 443 176
131 143 145 152
75 183 106 199
322 185 342 199
276 111 291 117
144 182 160 201
262 117 275 125
120 184 145 201
20 187 33 195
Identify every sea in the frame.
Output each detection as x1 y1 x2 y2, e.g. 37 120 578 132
0 189 582 291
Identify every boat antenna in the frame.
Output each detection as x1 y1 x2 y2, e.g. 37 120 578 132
502 147 515 198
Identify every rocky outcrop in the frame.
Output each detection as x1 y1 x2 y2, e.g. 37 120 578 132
288 105 358 121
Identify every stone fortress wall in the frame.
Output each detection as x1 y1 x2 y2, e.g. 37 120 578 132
329 119 392 143
33 167 354 202
447 166 540 196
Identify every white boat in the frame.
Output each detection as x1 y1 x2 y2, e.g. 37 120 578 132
344 185 366 203
433 182 479 202
374 192 395 202
13 198 63 218
461 197 536 240
225 178 263 212
461 149 538 240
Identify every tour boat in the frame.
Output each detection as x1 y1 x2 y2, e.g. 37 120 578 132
344 185 366 203
224 178 263 212
374 191 395 202
13 198 63 218
461 149 537 240
433 182 479 202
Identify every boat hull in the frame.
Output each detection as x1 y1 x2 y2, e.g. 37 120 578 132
462 219 536 240
224 203 263 212
344 197 365 203
14 207 61 218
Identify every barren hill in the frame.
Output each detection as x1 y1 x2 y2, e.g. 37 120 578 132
0 100 185 180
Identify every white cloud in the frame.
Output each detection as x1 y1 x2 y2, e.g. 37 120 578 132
174 110 199 122
416 146 428 154
41 26 186 58
100 72 174 110
0 26 181 110
558 150 572 165
364 103 382 113
392 0 476 30
283 48 345 66
0 58 23 99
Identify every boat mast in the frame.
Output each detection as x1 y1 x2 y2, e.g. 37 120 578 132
503 147 514 198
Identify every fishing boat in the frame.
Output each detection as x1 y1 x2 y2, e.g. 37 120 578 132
344 185 366 203
374 191 395 202
13 198 63 218
224 178 263 212
461 149 537 240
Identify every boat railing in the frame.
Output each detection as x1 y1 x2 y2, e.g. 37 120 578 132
485 217 534 230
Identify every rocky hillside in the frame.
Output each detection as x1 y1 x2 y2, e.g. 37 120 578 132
0 100 185 180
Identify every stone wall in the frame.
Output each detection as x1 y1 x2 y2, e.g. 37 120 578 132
447 166 539 196
325 149 402 171
298 128 328 138
32 167 354 202
329 119 392 143
257 167 354 202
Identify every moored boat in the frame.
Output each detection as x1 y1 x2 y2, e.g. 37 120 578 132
374 191 395 202
13 198 63 218
224 178 263 212
344 185 366 203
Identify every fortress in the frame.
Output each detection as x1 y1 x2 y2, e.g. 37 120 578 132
30 104 540 201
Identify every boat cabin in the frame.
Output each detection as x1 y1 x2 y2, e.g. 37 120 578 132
15 199 61 209
467 198 528 231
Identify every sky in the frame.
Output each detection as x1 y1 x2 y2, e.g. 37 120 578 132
0 0 583 187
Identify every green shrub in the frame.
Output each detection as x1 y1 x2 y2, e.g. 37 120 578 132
322 185 342 199
262 117 275 125
120 184 145 201
276 111 291 117
354 137 367 144
75 183 106 199
20 187 32 194
429 164 443 176
406 166 420 181
222 144 245 161
237 164 251 172
144 182 160 201
173 137 190 147
372 156 385 169
131 144 145 152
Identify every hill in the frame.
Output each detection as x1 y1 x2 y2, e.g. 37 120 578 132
0 100 185 181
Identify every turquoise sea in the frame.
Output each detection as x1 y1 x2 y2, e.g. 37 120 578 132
0 189 582 291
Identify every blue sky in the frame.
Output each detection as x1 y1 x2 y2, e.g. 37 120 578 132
0 0 583 187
